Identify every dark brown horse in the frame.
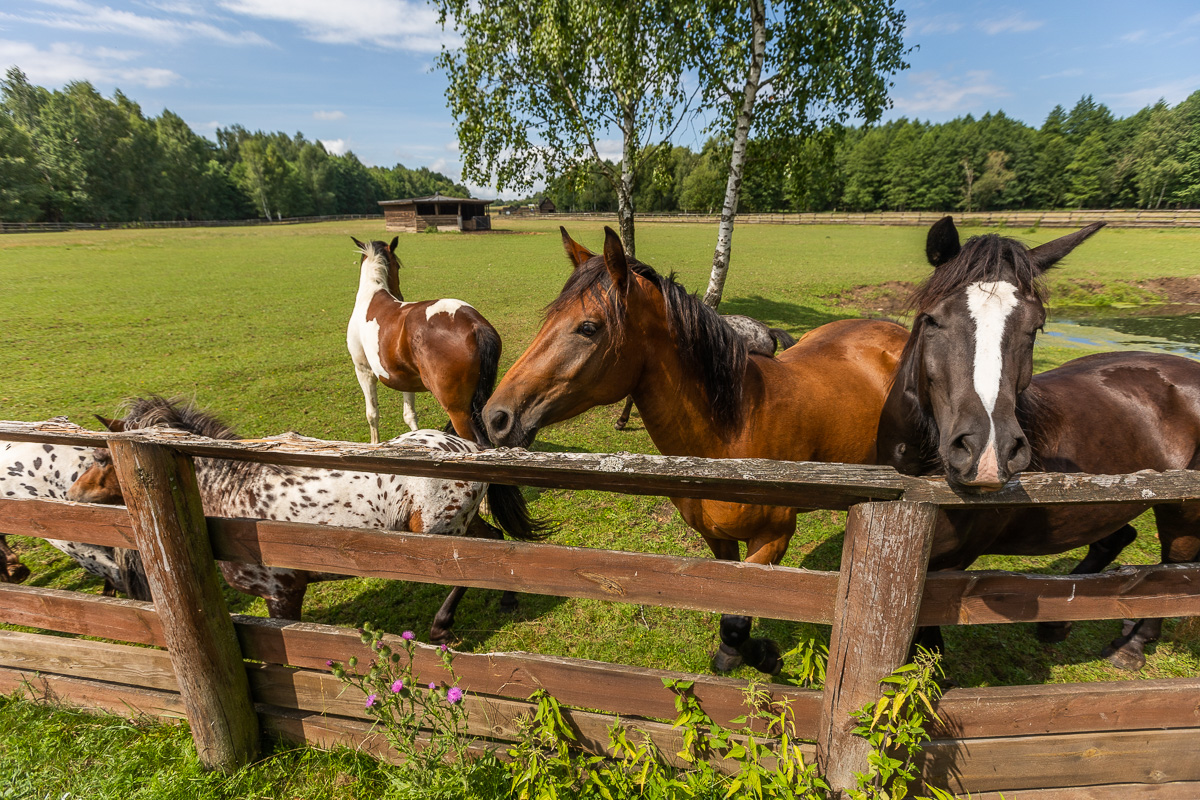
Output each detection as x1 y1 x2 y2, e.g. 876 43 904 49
877 217 1200 669
348 237 502 445
484 227 909 674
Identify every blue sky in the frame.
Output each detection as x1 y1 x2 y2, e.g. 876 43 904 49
2 0 1199 197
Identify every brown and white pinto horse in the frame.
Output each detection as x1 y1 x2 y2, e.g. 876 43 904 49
348 237 502 445
484 227 909 674
877 217 1200 669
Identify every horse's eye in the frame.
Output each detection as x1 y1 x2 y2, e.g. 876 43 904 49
577 321 599 337
923 315 941 331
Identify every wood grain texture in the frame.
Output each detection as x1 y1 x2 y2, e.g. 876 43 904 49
0 496 135 548
0 583 163 643
818 501 938 795
921 728 1200 794
965 781 1200 799
934 679 1200 739
109 439 259 771
0 630 175 691
0 664 186 719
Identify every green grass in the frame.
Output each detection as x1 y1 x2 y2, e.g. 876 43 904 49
3 219 1200 706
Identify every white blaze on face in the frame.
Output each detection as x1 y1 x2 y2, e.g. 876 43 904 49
425 298 472 321
965 281 1019 484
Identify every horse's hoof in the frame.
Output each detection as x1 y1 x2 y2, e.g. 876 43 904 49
711 644 743 673
614 421 627 431
743 638 784 676
429 626 454 646
1035 621 1073 643
1103 644 1146 672
9 564 30 583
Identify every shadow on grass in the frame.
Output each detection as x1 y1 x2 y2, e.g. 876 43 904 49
718 296 854 332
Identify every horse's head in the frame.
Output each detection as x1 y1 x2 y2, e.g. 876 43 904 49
891 216 1103 491
484 227 656 447
67 415 126 504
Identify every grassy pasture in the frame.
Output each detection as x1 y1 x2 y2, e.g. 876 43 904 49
3 219 1200 695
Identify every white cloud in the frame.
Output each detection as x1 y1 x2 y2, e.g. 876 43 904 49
906 15 963 36
1120 29 1147 44
978 12 1043 35
892 70 1008 115
190 119 220 132
1105 75 1200 111
593 138 624 162
1038 68 1084 80
0 39 179 87
320 138 347 155
217 0 454 53
2 0 270 46
313 109 345 120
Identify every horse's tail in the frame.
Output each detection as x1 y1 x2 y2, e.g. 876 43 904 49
485 483 551 541
115 547 152 602
769 328 797 352
469 323 503 446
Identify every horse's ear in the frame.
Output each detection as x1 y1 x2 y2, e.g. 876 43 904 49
350 236 366 250
95 414 125 432
389 236 399 252
601 227 629 293
1028 222 1105 273
560 226 595 269
926 216 961 267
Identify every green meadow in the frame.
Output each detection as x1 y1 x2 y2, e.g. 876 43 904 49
3 218 1200 699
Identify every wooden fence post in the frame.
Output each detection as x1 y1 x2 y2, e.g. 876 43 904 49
817 501 938 795
109 439 259 772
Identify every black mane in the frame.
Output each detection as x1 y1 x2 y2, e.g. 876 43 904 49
910 233 1048 313
119 395 239 439
548 256 748 432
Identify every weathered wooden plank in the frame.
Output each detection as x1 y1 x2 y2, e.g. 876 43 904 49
0 629 176 692
109 439 259 771
920 563 1200 626
0 664 186 719
0 496 135 548
817 501 938 796
0 584 820 734
903 470 1200 507
965 782 1200 799
208 515 841 624
920 728 1200 794
0 419 907 509
934 679 1200 739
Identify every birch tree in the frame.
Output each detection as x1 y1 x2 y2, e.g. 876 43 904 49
687 0 908 308
433 0 694 257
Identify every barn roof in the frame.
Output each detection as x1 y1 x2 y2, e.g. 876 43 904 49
377 194 493 206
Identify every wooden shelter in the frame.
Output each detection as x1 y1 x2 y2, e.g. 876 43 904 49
538 198 557 214
379 194 492 232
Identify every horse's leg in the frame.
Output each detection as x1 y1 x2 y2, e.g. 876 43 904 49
726 533 792 675
354 365 382 444
402 392 420 432
707 537 746 672
1037 524 1138 643
0 535 30 583
431 586 467 644
614 396 634 430
1105 506 1200 670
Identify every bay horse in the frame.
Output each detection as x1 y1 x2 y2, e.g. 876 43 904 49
484 227 909 674
2 438 147 596
348 237 502 445
877 216 1200 669
68 396 543 641
614 314 797 430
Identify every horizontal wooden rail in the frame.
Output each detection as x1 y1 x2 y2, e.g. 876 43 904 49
5 495 1199 628
8 420 1200 508
966 782 1200 800
0 630 778 773
0 583 820 733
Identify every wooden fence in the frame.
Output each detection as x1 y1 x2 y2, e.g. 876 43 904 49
548 209 1200 228
1 418 1199 797
0 214 382 234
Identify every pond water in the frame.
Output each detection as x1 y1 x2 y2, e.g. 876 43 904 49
1042 305 1200 360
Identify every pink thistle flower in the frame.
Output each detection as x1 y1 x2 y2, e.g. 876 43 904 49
325 660 334 667
428 682 437 691
440 644 448 652
447 687 464 704
390 679 404 693
401 631 415 641
365 693 378 709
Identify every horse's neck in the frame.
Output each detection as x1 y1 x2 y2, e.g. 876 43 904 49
358 259 393 303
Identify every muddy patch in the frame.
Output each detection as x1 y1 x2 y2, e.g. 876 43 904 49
824 280 916 317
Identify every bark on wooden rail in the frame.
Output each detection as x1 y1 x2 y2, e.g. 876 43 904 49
108 439 259 772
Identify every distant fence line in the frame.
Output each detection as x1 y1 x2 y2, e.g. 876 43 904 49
5 208 1200 235
547 208 1200 228
0 213 383 235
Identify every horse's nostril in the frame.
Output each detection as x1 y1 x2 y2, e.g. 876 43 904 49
488 408 511 437
952 433 971 453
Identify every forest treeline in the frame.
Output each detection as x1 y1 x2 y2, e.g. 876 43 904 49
549 92 1200 215
0 68 469 223
3 66 1199 223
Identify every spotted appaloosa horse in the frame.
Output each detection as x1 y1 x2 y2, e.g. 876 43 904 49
484 227 909 674
69 396 541 641
1 437 147 596
348 237 502 445
877 216 1200 670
